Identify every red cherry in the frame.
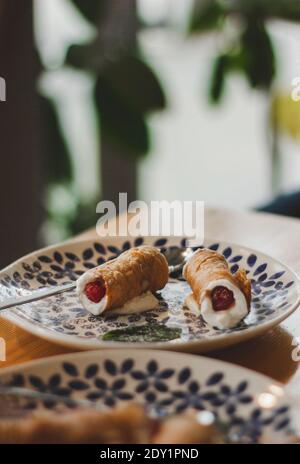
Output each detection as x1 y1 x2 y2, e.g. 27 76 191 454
211 286 234 311
85 281 106 303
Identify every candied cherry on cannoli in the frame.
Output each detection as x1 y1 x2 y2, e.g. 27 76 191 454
211 286 235 311
84 280 106 303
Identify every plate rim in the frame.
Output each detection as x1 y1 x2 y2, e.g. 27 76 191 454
1 236 300 352
0 348 286 390
0 349 294 443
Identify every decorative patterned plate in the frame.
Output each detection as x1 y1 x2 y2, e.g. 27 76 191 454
0 236 299 351
0 350 295 443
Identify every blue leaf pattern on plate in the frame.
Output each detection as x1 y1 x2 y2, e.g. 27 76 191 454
0 238 298 348
5 356 290 443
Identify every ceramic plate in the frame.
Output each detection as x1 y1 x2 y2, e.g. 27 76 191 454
0 236 299 351
0 350 295 443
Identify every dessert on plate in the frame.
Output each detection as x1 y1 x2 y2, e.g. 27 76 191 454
76 245 169 316
183 248 251 329
76 244 252 330
0 403 222 444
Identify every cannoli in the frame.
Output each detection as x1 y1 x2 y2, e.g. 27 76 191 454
183 249 251 329
76 246 169 316
0 404 153 444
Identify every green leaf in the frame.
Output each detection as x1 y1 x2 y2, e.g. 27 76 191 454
241 20 275 90
101 55 166 114
65 43 94 70
94 76 150 158
70 0 108 25
189 0 225 34
39 95 73 184
231 0 300 22
69 198 100 235
66 47 166 114
209 54 230 103
269 0 300 21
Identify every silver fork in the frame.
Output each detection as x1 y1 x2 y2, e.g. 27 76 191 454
0 385 105 417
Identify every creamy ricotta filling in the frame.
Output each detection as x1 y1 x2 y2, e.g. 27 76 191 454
108 292 159 316
184 278 248 329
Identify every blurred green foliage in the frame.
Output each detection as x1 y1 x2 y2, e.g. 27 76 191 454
39 0 166 240
188 0 300 104
39 0 300 240
188 0 300 194
40 95 73 185
66 0 166 158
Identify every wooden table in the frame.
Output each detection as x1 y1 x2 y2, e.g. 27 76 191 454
1 208 300 392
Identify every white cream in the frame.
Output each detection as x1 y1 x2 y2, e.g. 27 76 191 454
184 278 248 329
76 272 159 316
108 292 159 316
76 271 107 316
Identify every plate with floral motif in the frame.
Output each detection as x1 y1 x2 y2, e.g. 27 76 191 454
0 350 296 443
0 236 299 351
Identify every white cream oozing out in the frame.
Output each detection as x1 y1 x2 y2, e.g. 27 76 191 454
108 292 159 316
184 278 248 329
76 273 159 316
76 272 107 316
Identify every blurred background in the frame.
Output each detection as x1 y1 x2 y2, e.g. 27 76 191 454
1 0 300 267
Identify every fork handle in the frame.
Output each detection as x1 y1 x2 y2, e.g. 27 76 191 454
0 281 76 311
